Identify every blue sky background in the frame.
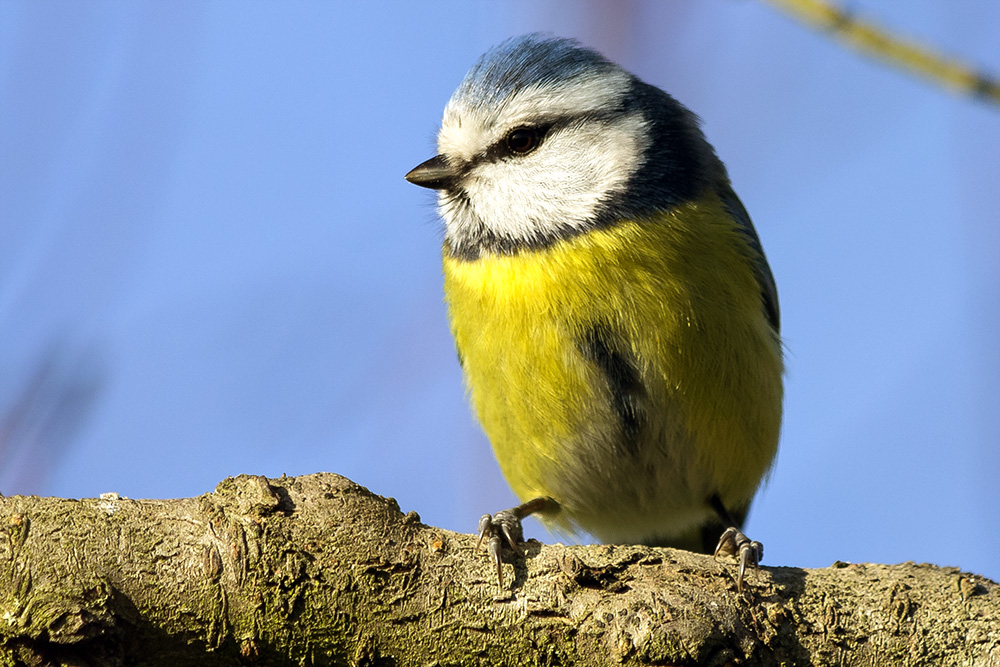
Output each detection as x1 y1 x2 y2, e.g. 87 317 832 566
2 1 998 583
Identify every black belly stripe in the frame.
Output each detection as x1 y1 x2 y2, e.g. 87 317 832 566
578 325 646 453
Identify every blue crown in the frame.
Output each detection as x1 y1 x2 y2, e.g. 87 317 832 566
452 34 617 111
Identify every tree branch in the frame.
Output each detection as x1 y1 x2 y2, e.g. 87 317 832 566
761 0 1000 107
1 473 997 666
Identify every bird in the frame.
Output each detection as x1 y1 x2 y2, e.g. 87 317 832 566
405 34 783 590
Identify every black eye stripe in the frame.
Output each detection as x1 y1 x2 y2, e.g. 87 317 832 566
477 123 554 164
473 110 626 167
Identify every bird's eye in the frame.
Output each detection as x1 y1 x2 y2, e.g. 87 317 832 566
504 127 542 155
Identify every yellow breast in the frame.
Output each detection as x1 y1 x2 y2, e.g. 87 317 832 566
442 191 783 542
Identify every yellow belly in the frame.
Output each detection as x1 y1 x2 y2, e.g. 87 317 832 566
442 193 783 543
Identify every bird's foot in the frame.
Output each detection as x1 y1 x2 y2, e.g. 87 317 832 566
476 496 557 588
713 526 763 592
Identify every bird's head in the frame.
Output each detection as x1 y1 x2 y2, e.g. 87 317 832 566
406 34 714 258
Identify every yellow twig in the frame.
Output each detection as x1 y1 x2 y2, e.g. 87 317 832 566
761 0 1000 107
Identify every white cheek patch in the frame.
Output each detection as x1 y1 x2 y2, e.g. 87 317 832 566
443 111 650 244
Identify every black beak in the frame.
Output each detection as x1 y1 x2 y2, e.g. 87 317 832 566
405 155 458 190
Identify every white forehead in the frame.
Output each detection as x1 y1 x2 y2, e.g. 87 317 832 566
437 68 632 160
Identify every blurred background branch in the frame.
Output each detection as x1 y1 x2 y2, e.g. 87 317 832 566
762 0 1000 107
0 341 104 494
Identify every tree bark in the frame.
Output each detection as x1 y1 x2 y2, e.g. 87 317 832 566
1 473 997 666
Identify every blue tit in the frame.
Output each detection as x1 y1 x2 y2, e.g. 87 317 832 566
406 34 783 590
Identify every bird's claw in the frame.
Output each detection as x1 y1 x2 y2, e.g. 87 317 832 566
477 509 524 588
714 526 763 592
